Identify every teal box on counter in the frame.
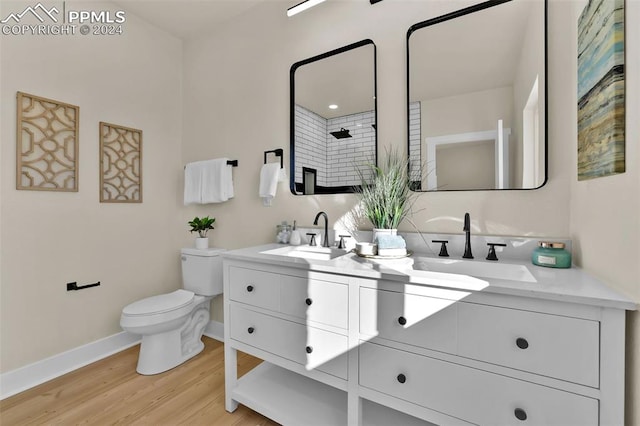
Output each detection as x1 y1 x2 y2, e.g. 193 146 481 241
532 241 572 268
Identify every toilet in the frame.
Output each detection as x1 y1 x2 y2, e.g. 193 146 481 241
120 247 225 375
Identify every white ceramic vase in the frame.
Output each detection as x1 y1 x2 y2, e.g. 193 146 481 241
195 237 209 249
372 228 397 243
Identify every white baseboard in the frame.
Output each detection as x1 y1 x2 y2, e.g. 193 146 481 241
203 320 224 342
0 321 224 400
0 331 141 400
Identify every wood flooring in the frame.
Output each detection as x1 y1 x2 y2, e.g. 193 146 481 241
0 337 280 425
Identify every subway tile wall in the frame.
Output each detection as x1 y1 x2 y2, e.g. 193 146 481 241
409 101 421 183
295 105 375 188
294 105 328 186
326 111 375 186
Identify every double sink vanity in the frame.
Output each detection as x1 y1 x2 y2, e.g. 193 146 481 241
235 0 636 421
222 235 636 426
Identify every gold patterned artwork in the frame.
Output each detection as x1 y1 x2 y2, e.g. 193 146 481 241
16 92 79 191
99 122 142 203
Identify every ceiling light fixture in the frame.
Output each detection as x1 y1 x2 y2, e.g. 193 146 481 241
329 104 338 110
287 0 326 17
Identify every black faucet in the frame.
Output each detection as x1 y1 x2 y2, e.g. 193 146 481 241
313 211 330 248
462 212 473 259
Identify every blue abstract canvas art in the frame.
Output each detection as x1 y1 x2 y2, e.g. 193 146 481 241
577 0 625 180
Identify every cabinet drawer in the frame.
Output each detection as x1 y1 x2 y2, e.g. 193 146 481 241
228 266 280 311
281 278 348 329
359 342 598 426
458 303 600 387
230 304 348 380
360 288 457 353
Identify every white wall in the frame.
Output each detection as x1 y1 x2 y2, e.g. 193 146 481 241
512 0 546 188
421 86 514 138
420 86 513 190
435 141 496 190
0 1 183 372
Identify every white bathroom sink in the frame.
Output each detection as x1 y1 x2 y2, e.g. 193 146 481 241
261 245 348 260
413 257 537 283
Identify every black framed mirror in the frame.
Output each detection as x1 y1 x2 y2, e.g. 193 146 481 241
290 39 377 195
408 0 547 191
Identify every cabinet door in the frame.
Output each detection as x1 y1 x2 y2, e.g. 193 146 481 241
360 288 457 353
230 304 348 379
458 302 600 387
281 278 348 329
359 342 598 426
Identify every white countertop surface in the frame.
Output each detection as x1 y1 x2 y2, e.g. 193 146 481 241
223 244 636 311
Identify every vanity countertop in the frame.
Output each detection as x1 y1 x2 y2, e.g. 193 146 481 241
223 244 636 311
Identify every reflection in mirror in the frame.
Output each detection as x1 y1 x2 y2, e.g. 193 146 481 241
291 39 377 195
408 0 547 191
303 167 317 195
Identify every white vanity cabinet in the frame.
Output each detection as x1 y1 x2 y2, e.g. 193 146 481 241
223 247 633 426
226 263 350 382
357 280 611 426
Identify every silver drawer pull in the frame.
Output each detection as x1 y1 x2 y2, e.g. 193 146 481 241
516 337 529 349
396 373 406 384
514 408 527 421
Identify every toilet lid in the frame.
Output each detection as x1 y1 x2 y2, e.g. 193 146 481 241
123 289 194 316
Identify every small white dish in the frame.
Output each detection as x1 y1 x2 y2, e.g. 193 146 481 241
355 242 377 256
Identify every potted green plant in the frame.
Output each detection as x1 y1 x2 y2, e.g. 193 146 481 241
355 149 416 242
188 216 215 249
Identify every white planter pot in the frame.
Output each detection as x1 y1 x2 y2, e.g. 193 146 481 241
195 237 209 249
372 228 397 243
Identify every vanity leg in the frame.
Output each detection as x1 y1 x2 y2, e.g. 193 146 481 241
223 267 238 413
224 341 238 412
347 279 363 426
348 394 363 426
599 308 626 425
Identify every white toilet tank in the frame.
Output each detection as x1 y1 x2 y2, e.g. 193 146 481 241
181 248 225 296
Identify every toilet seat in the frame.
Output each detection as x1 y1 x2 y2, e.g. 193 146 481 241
120 290 199 331
123 289 195 316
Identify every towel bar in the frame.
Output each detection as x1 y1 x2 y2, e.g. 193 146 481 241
184 160 238 169
264 149 283 168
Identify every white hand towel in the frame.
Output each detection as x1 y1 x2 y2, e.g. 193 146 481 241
184 158 234 205
201 158 234 204
184 161 204 205
259 162 281 207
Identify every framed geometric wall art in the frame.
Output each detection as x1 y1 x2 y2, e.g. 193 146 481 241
577 0 625 181
99 122 143 203
16 92 79 191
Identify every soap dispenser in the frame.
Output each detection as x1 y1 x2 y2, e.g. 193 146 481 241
290 220 301 246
